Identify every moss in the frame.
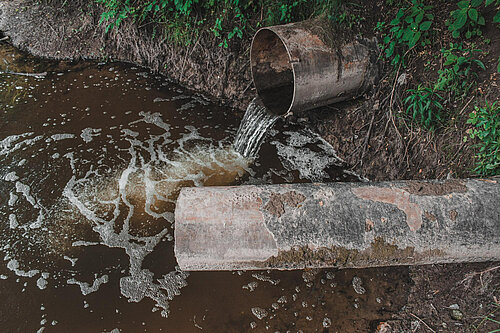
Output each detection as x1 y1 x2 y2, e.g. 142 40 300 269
256 237 446 269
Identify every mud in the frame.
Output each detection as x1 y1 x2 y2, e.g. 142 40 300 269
405 179 468 196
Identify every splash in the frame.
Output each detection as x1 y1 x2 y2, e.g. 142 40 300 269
233 97 279 158
0 106 250 318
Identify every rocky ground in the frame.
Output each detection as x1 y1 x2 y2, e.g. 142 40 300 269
0 0 498 331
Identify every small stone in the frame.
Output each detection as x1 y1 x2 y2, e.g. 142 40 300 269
449 303 460 310
451 309 463 321
352 276 366 295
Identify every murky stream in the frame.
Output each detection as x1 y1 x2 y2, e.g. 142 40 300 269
0 44 410 332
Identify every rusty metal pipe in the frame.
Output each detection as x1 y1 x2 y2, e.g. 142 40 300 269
174 178 500 271
250 19 379 116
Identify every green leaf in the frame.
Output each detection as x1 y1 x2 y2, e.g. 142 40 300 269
454 11 468 29
452 29 461 38
497 57 500 73
474 60 486 70
390 18 400 25
420 21 432 31
403 29 414 41
471 0 482 6
415 12 424 24
486 0 495 5
466 30 472 38
468 8 478 22
445 54 458 64
493 11 500 23
386 41 395 57
478 15 486 25
408 31 421 48
396 8 405 19
457 0 469 9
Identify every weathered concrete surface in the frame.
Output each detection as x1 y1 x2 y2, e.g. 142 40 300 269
174 178 500 271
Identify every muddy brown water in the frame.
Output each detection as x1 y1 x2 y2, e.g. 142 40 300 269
0 44 410 332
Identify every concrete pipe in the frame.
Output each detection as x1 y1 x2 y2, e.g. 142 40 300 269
174 178 500 271
250 18 379 116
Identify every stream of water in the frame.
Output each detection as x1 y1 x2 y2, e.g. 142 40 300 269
0 44 410 332
233 98 279 158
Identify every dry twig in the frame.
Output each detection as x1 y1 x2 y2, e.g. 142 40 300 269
409 313 436 333
460 265 500 285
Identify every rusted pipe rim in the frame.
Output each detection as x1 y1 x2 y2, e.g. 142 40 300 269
250 28 296 116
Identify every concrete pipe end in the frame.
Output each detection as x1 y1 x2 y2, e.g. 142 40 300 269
250 28 295 116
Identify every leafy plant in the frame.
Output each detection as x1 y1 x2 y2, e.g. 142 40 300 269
435 43 485 97
378 0 434 67
465 100 500 176
95 0 344 47
446 0 486 39
404 85 444 130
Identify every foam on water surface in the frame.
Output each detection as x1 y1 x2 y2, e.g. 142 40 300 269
0 52 367 331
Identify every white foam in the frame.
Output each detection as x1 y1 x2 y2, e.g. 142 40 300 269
50 133 76 141
63 256 78 266
9 192 19 206
252 273 280 286
37 275 48 290
15 181 37 207
6 259 39 277
4 172 19 182
251 307 268 320
9 214 18 229
80 128 101 143
67 274 109 295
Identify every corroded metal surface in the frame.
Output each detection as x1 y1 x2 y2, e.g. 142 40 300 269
250 19 379 115
175 179 500 271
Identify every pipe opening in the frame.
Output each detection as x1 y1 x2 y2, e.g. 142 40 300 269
250 29 294 116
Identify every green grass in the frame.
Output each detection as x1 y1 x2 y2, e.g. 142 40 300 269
404 85 444 130
472 301 500 332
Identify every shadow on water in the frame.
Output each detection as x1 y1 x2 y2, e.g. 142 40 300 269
0 43 410 332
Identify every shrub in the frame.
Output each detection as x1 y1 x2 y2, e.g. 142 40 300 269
377 0 434 67
465 100 500 176
434 43 485 98
95 0 344 47
447 0 500 39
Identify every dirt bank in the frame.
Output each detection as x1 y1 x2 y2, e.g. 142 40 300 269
0 0 254 110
